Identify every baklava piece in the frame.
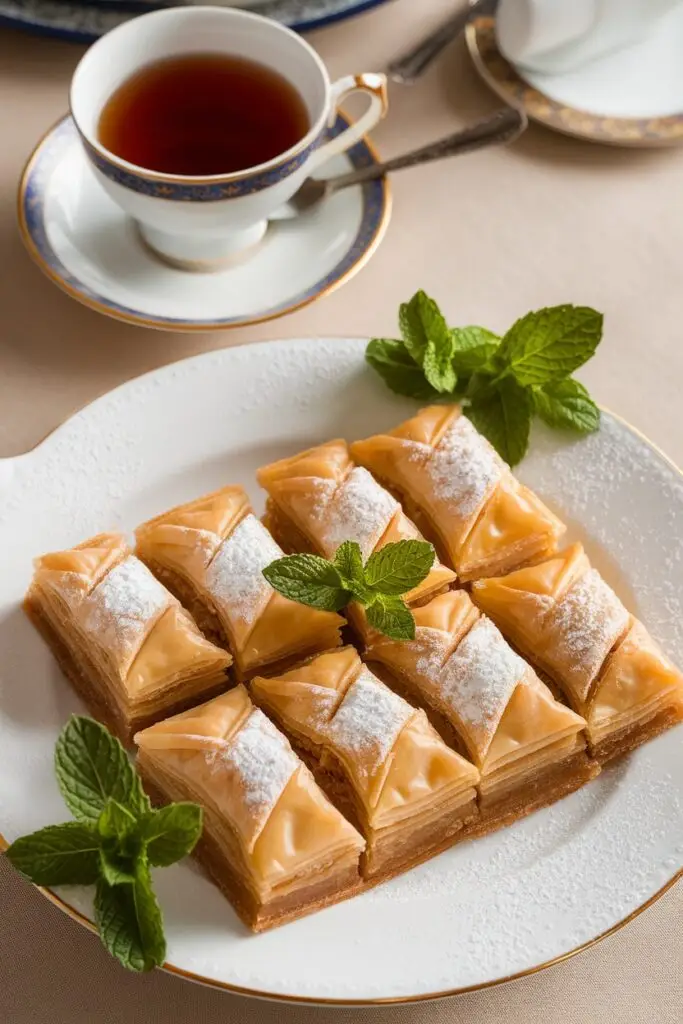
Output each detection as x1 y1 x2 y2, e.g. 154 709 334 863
351 405 565 581
136 687 364 931
365 590 598 829
25 533 231 744
250 647 480 881
472 543 683 762
135 487 344 679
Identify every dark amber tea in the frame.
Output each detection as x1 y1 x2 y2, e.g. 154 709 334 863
98 54 310 176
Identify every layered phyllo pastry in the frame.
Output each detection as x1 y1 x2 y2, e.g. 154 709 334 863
25 533 231 744
135 487 344 679
250 647 480 880
136 686 364 931
472 543 683 762
365 590 598 827
258 438 455 601
350 405 565 581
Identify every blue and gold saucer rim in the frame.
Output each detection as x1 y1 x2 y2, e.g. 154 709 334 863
17 114 391 332
466 15 683 147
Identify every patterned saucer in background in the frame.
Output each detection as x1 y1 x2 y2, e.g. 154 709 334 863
18 115 390 331
466 15 683 147
0 0 394 42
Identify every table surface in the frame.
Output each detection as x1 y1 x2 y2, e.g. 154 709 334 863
1 1 682 1021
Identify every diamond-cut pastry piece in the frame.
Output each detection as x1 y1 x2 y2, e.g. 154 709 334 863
135 687 365 931
135 487 344 679
250 647 479 880
350 406 565 581
366 590 597 828
25 533 231 744
472 543 683 762
257 439 456 636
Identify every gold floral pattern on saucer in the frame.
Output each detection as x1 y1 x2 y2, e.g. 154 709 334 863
466 16 683 147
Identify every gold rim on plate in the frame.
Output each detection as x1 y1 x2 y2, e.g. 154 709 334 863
0 360 681 1003
466 15 683 147
16 115 392 333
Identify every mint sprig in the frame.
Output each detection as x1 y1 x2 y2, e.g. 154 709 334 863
5 716 203 973
366 291 602 466
263 538 435 641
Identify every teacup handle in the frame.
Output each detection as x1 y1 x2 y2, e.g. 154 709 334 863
307 72 388 172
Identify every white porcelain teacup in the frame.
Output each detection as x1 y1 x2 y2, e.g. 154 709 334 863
70 6 388 270
497 0 682 75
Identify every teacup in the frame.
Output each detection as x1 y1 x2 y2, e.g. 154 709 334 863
497 0 682 75
70 6 388 270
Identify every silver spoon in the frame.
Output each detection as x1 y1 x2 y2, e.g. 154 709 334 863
387 0 492 85
272 106 526 220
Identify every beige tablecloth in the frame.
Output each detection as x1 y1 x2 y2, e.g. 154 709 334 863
1 1 681 1020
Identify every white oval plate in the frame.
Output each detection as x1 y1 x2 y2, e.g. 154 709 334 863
0 338 681 1004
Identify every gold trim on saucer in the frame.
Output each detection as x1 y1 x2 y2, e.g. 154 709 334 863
16 115 392 333
466 16 683 147
1 387 681 1003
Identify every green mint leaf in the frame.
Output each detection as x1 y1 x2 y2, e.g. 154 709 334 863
422 338 456 394
399 291 451 368
5 822 100 886
99 849 137 887
363 540 435 596
533 378 600 434
450 326 500 374
95 859 166 973
98 800 141 884
263 554 350 611
55 716 150 825
98 800 137 841
465 370 499 402
365 339 440 401
141 803 203 868
466 378 533 467
333 541 365 590
496 305 603 386
365 596 416 641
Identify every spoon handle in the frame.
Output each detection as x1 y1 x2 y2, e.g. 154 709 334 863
387 3 476 84
327 107 526 194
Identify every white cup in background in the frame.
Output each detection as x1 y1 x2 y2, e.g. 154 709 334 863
70 6 388 270
496 0 682 75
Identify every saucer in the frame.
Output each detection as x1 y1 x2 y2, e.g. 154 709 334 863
466 8 683 146
18 116 390 332
0 0 394 43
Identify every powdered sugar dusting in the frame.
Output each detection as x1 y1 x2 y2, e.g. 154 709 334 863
547 568 629 700
210 709 298 823
438 619 525 747
206 514 281 626
317 467 399 559
81 556 170 667
413 416 503 519
328 667 413 773
411 628 455 678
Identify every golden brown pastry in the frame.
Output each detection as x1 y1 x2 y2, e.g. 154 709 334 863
350 405 565 581
472 543 683 761
250 647 480 880
258 437 455 592
366 590 597 828
25 533 231 745
135 487 344 679
135 687 365 931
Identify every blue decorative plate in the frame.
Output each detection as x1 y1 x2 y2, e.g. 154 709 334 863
0 0 394 42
